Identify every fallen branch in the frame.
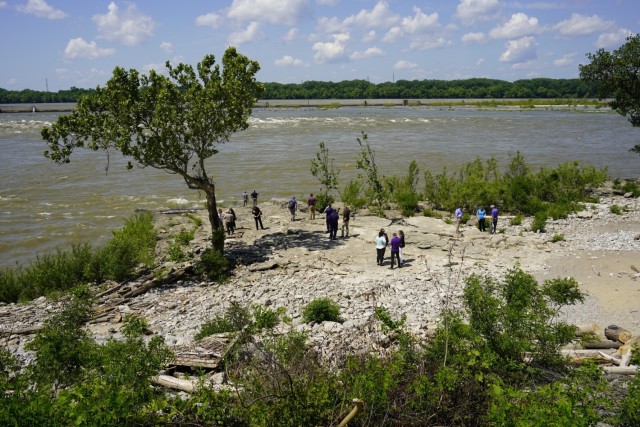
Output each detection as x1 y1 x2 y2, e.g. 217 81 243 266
602 366 638 375
152 375 196 393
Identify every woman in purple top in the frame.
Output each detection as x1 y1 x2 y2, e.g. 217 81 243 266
490 204 499 234
389 232 402 269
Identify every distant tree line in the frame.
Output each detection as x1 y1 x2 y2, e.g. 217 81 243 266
1 78 600 103
0 86 95 103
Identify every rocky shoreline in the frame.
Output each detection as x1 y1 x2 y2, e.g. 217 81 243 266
1 186 639 366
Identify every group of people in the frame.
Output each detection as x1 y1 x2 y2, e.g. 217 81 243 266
321 202 351 240
218 207 237 235
375 228 405 269
455 204 499 234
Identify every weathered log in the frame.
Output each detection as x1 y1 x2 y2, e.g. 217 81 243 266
602 366 638 375
574 323 603 338
152 375 196 393
605 325 632 343
620 350 632 368
560 349 618 364
582 340 621 349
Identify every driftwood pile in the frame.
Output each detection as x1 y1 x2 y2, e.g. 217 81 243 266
564 323 638 375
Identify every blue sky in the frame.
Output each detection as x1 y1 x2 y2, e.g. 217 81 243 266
0 0 637 91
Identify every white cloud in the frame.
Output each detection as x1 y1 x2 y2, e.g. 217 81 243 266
316 0 337 5
554 13 613 37
381 27 403 43
195 12 223 29
343 0 399 29
228 0 309 26
6 77 17 85
229 22 265 45
160 42 173 53
409 37 447 50
553 53 575 67
93 2 155 46
362 30 376 43
0 1 7 8
400 7 439 34
499 36 538 63
316 16 345 33
461 32 486 43
283 28 300 43
489 13 542 39
350 46 384 60
596 28 634 49
394 60 417 70
475 58 485 66
455 0 502 26
56 67 107 85
312 32 349 63
63 37 116 59
275 55 309 66
17 0 65 19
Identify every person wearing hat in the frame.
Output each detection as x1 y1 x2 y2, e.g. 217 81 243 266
490 204 499 234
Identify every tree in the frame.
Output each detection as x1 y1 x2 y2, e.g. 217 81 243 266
579 34 640 153
42 48 263 253
310 141 340 207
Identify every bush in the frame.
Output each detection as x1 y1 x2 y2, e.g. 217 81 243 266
551 233 565 242
530 212 547 232
195 302 251 340
619 370 640 426
196 248 229 282
341 179 367 210
422 208 441 218
175 227 195 246
315 192 335 214
510 214 523 226
302 298 341 323
610 204 623 215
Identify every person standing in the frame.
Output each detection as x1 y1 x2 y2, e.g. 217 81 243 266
224 209 234 235
228 207 237 232
454 206 463 233
288 196 297 221
329 208 340 240
242 191 249 207
341 205 351 237
389 232 402 269
398 230 405 265
375 228 388 266
490 204 499 234
477 206 486 232
307 193 317 219
324 204 335 233
252 205 265 230
251 190 259 206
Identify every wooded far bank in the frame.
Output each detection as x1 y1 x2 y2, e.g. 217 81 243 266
0 77 602 104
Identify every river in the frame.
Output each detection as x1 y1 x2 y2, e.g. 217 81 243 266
0 105 638 267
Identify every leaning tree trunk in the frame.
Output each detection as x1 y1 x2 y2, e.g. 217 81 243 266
205 187 225 254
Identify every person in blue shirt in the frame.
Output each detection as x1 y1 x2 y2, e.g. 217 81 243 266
477 206 486 232
454 206 463 233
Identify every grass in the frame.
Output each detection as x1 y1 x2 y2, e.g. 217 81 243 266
0 212 156 303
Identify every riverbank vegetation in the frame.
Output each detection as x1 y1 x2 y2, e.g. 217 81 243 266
1 77 601 104
0 212 156 303
2 266 639 425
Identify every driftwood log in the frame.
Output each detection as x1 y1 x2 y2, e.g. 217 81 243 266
582 340 622 349
605 325 632 343
152 375 196 393
602 366 639 375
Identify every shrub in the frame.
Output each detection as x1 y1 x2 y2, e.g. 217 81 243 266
175 227 195 246
314 192 335 214
302 298 341 323
510 214 523 226
195 302 251 340
610 204 623 215
551 233 565 242
622 181 640 197
422 208 441 218
196 248 229 282
619 370 640 426
341 179 367 210
530 212 547 232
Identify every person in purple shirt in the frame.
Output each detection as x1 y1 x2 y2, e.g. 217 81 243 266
389 232 402 269
490 204 499 234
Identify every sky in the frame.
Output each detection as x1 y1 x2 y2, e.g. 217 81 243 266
0 0 638 91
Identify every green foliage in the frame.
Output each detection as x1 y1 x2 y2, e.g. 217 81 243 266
355 132 388 216
175 226 195 246
42 48 264 253
310 141 340 199
580 34 640 130
619 371 640 426
551 233 565 242
341 178 367 210
510 214 523 226
195 247 229 282
530 211 548 232
314 192 335 214
486 362 611 426
462 267 584 380
185 212 203 227
422 208 441 218
387 160 421 217
610 204 623 215
167 242 188 262
302 297 341 323
195 302 287 341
